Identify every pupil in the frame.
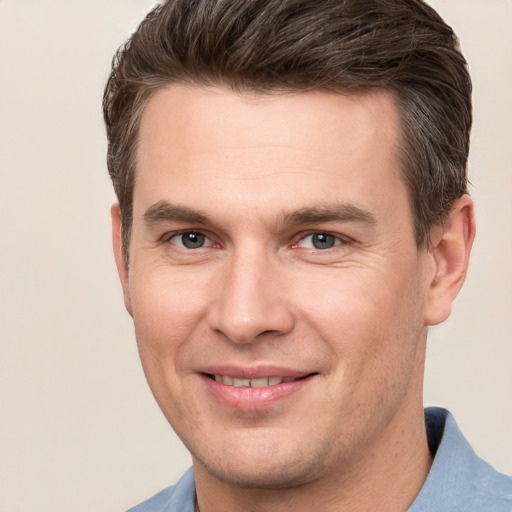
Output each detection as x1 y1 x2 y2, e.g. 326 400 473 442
312 233 335 249
182 232 205 249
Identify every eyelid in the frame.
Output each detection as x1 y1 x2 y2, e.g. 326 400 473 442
160 228 352 251
165 230 216 249
292 231 352 249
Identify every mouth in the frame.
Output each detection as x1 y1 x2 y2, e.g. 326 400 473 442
200 368 319 411
205 373 314 388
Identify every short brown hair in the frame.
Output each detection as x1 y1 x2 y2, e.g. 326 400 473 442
103 0 472 259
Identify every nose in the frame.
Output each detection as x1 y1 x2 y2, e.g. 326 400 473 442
206 250 295 344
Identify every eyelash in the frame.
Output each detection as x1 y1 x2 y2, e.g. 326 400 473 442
165 231 215 249
164 230 351 251
291 231 354 252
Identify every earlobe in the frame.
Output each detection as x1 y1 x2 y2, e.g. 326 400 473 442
111 203 133 316
424 195 475 326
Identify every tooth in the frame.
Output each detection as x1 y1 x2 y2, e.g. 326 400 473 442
233 378 251 387
215 375 293 387
250 377 269 388
222 375 234 385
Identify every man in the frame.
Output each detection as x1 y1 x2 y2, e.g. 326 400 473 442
103 0 512 510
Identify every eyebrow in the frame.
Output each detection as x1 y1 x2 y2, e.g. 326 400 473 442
143 201 376 228
143 201 215 227
279 204 376 227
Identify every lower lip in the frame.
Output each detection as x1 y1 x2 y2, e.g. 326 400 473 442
201 375 314 412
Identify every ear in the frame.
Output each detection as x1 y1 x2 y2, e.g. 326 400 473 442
424 194 475 326
111 203 133 316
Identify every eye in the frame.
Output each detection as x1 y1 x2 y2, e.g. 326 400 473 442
296 233 342 250
168 231 212 249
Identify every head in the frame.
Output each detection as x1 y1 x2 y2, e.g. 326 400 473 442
104 0 475 501
104 0 472 261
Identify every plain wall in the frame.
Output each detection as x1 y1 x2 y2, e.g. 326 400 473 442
0 1 510 511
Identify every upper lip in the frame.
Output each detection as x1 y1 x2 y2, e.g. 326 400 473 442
198 365 316 380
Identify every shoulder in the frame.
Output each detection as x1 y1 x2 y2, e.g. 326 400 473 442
409 407 512 512
125 467 196 512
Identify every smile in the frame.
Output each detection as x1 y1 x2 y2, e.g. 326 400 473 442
211 375 300 388
202 371 317 411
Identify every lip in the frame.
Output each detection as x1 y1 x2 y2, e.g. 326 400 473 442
199 365 317 412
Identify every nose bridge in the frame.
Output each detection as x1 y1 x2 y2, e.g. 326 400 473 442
208 244 294 344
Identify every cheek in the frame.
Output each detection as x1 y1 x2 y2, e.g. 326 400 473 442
294 270 392 339
127 273 207 425
294 262 426 374
128 270 208 372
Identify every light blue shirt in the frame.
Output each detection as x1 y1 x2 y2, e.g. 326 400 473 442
127 408 512 511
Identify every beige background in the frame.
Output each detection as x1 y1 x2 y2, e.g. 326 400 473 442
0 1 510 511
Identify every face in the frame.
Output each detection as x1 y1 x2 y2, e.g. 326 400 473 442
114 86 437 488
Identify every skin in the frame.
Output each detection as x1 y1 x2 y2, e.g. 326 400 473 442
112 85 475 511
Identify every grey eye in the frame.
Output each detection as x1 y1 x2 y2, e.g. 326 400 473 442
297 233 341 250
171 232 208 249
311 233 337 249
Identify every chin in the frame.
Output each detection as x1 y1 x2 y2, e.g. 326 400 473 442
191 440 332 490
200 460 315 489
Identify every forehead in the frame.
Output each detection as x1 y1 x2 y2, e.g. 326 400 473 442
134 85 407 226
